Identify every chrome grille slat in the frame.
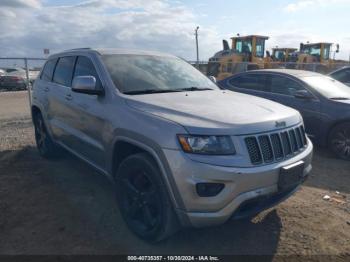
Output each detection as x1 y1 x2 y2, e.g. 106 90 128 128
245 124 307 165
288 129 298 152
277 132 286 158
295 127 303 148
299 126 307 146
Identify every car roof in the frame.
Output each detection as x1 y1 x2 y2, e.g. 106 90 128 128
3 67 24 70
247 69 323 77
48 48 175 59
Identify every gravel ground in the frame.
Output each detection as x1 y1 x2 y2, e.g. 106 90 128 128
0 91 349 258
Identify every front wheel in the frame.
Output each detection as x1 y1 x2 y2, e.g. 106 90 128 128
328 122 350 160
115 153 179 242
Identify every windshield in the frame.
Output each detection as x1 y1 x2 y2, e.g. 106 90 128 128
102 54 218 94
273 50 286 60
235 39 252 54
302 44 321 56
302 75 350 99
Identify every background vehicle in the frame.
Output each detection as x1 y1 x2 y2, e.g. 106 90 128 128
3 67 26 77
329 66 350 86
219 69 350 160
271 48 297 63
296 42 339 73
207 35 271 80
31 48 312 242
0 67 27 91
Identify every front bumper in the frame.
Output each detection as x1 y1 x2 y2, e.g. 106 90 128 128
163 139 313 227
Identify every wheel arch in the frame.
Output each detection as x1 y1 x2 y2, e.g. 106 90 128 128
110 134 186 212
31 105 41 119
326 119 350 144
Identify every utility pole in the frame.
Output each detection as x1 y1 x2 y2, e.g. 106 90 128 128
195 26 199 69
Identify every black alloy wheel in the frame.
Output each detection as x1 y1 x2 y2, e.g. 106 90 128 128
115 153 179 242
329 122 350 160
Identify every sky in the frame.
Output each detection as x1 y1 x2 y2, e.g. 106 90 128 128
1 0 350 61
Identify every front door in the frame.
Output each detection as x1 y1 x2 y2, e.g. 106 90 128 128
67 55 107 169
263 74 322 138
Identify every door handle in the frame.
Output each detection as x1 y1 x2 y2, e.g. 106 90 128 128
65 94 73 101
44 87 49 92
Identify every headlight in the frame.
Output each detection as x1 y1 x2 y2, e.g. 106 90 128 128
177 135 236 155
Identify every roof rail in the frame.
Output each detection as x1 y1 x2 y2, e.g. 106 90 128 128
63 47 92 52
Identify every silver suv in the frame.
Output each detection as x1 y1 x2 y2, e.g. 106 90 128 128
31 48 313 242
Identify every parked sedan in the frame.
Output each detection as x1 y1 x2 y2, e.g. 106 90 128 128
0 68 27 91
0 75 26 91
219 69 350 160
329 66 350 86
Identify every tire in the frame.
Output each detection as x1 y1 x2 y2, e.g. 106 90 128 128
328 122 350 160
33 112 62 159
115 153 179 242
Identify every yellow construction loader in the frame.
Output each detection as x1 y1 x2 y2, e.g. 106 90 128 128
271 47 298 62
207 35 272 80
297 42 339 73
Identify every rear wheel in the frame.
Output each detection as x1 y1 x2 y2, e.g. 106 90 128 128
33 112 62 158
115 153 179 242
328 122 350 160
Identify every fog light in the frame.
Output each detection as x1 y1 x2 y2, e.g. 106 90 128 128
196 183 224 197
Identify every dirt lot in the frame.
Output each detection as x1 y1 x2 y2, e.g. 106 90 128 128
0 91 349 258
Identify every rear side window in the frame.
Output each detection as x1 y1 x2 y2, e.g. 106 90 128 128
53 56 76 87
73 56 102 89
41 59 57 81
268 75 304 96
331 69 350 83
228 74 267 92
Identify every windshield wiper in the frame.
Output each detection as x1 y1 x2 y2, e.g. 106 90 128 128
178 87 214 91
330 97 350 100
123 89 182 95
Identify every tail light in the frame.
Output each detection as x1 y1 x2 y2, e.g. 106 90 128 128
10 76 23 82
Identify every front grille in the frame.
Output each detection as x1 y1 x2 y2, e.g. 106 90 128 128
245 125 307 165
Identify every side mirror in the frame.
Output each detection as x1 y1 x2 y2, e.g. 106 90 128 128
294 90 313 100
72 76 103 95
208 76 217 83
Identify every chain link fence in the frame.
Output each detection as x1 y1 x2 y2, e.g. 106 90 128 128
0 58 46 109
189 61 350 75
1 57 349 96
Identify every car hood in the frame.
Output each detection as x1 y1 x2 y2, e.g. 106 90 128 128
125 90 301 135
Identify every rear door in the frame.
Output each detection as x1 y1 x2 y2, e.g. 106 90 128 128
49 56 77 146
33 58 58 123
263 74 321 138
